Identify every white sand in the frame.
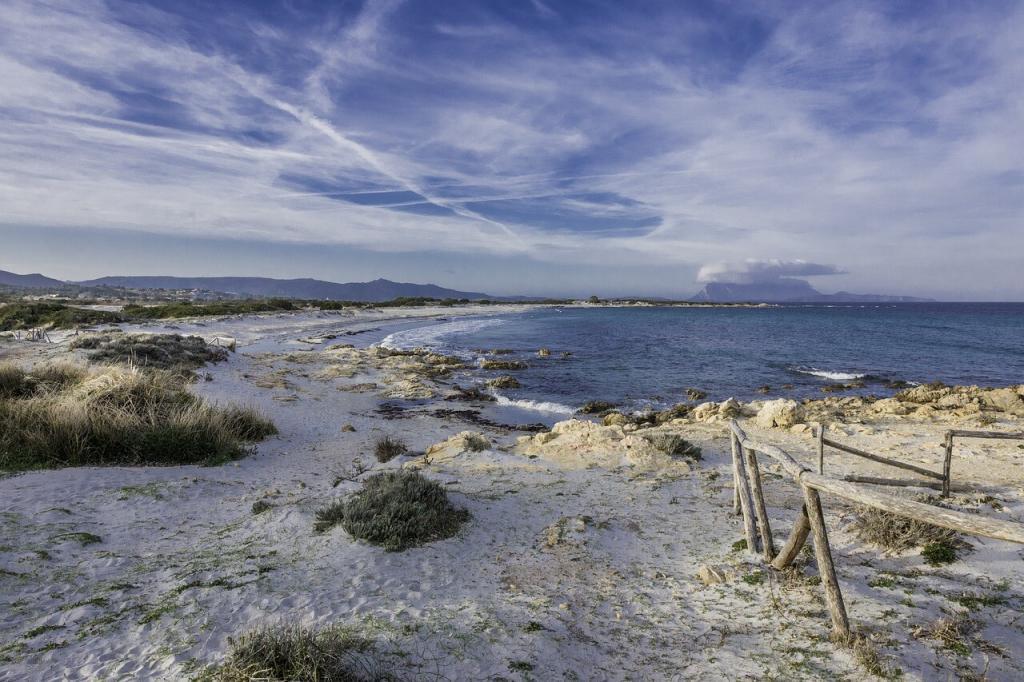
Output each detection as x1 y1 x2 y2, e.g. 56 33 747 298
2 307 1023 680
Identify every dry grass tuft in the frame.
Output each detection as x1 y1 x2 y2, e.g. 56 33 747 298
0 362 275 471
202 622 392 681
852 498 966 557
314 470 469 551
373 436 407 463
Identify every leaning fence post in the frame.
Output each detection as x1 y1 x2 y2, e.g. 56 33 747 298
942 432 954 498
744 447 776 561
802 484 851 639
731 434 760 556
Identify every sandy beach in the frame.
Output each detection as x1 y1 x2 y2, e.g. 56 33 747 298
2 305 1023 680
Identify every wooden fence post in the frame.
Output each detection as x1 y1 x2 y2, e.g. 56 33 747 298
802 484 850 639
744 447 776 562
942 432 954 498
771 505 811 570
731 434 741 515
731 434 760 556
817 424 825 475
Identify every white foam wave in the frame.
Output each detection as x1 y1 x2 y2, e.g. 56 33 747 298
493 394 576 415
793 367 867 381
380 317 505 350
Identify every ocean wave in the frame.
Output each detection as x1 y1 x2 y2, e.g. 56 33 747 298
493 394 576 415
380 317 505 350
791 367 867 381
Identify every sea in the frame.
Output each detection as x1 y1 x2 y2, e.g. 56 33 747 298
374 303 1024 422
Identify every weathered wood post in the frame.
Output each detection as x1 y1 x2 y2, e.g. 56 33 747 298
731 434 741 515
744 447 776 561
802 484 851 639
817 424 825 475
731 433 760 556
942 431 954 498
771 505 810 570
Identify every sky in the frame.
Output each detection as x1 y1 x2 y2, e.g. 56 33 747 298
0 0 1022 300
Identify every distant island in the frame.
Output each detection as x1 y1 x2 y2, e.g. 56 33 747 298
691 278 933 303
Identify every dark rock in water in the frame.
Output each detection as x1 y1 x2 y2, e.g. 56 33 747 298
490 348 516 355
537 348 551 357
488 375 521 389
430 408 545 432
757 385 772 394
341 424 356 432
882 379 911 389
578 400 617 414
446 385 496 402
481 360 528 370
560 351 573 359
655 403 690 423
782 383 794 390
686 388 707 401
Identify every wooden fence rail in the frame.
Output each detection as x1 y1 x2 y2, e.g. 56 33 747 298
728 419 1024 639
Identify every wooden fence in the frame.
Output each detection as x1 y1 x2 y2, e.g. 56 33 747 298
815 425 950 494
728 419 1024 639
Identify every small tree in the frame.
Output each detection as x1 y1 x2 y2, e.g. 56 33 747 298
588 295 600 304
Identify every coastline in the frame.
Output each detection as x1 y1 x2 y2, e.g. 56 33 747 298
1 308 1023 679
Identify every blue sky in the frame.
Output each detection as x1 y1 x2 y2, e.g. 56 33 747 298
0 0 1022 299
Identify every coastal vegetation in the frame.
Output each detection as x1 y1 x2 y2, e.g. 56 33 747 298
314 470 469 551
0 362 275 471
373 435 407 463
0 302 121 330
203 622 391 681
70 332 229 371
851 502 966 563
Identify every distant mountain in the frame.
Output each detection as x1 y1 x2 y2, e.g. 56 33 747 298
691 279 933 303
0 269 66 289
75 275 496 302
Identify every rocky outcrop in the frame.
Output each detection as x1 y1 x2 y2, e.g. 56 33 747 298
514 419 691 471
755 399 805 428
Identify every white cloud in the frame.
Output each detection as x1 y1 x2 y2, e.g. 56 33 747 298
697 259 845 284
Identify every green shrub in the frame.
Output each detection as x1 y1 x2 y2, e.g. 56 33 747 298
314 471 469 551
0 303 122 331
373 436 407 463
71 333 228 371
643 433 702 460
921 539 959 566
251 500 273 515
203 622 392 681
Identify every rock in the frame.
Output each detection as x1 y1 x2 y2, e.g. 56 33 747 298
578 400 617 414
560 352 573 359
480 359 527 370
340 424 356 432
755 399 805 428
697 564 728 585
719 398 742 418
655 404 690 423
421 431 491 465
757 385 771 394
537 348 551 357
686 388 707 401
603 412 630 427
790 423 811 435
691 402 718 422
487 375 521 389
981 387 1024 416
642 433 702 460
514 419 687 471
870 397 910 416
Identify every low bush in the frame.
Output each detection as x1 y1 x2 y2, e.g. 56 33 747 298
0 303 122 331
643 433 702 460
314 470 469 551
204 622 392 681
853 499 967 559
70 333 228 371
373 436 407 463
0 363 276 471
